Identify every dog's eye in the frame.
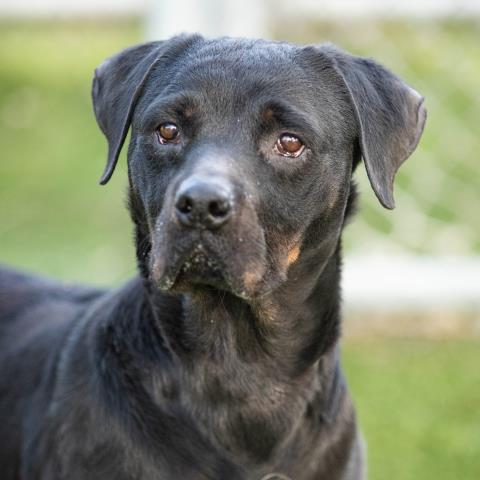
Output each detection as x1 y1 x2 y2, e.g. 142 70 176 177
157 123 180 144
274 133 305 158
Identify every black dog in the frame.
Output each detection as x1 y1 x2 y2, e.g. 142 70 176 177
0 35 426 479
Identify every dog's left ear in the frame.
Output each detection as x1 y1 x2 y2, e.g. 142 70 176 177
92 34 201 185
305 45 427 209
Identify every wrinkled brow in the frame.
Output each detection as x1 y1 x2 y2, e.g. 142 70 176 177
139 92 200 130
258 99 318 138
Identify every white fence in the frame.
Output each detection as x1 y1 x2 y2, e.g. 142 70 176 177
343 255 480 311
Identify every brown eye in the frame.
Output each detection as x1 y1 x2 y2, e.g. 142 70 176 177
274 133 305 157
157 123 179 144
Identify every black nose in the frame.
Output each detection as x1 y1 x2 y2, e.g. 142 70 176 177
175 177 234 229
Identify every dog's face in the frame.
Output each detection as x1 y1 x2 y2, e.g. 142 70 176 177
92 36 426 299
126 39 356 299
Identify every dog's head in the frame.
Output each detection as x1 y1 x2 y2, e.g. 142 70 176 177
92 35 426 299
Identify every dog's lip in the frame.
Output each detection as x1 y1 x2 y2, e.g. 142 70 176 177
151 243 262 299
178 248 224 282
152 243 229 291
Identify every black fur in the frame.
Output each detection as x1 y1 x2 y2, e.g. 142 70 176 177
0 35 426 479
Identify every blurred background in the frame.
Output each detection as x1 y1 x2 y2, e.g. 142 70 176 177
0 0 479 478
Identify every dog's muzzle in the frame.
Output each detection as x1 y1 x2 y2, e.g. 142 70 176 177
150 172 267 298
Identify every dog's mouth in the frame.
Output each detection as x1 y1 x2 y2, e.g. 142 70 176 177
148 197 274 299
175 246 228 290
150 225 270 299
151 240 248 298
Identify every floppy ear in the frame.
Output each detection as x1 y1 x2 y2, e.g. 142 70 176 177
92 35 201 185
320 45 427 209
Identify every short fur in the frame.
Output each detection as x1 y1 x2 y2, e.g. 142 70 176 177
0 35 426 479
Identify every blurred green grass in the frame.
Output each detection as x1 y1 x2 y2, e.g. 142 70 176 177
344 338 480 480
0 20 479 480
0 20 140 285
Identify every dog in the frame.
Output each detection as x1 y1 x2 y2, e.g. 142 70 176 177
0 34 426 479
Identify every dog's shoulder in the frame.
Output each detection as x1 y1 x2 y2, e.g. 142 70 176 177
0 265 105 329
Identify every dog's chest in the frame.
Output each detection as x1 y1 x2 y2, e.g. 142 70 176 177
165 359 314 467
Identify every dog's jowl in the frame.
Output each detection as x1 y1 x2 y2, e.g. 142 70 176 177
0 35 426 479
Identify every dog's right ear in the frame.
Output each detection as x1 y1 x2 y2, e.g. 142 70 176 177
92 35 201 185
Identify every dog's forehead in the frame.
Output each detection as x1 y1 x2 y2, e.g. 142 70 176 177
135 38 352 141
139 37 347 126
170 38 304 95
195 37 299 66
189 38 297 70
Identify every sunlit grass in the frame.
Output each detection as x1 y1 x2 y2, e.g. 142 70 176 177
343 338 480 480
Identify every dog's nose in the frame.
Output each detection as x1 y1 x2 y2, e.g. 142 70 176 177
175 177 233 229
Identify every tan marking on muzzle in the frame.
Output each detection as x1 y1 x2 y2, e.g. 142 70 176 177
286 244 301 266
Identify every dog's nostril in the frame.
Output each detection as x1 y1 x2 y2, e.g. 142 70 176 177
208 199 231 218
174 178 234 229
176 195 194 214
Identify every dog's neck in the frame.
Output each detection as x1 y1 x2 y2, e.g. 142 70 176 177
141 240 345 465
165 245 342 370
